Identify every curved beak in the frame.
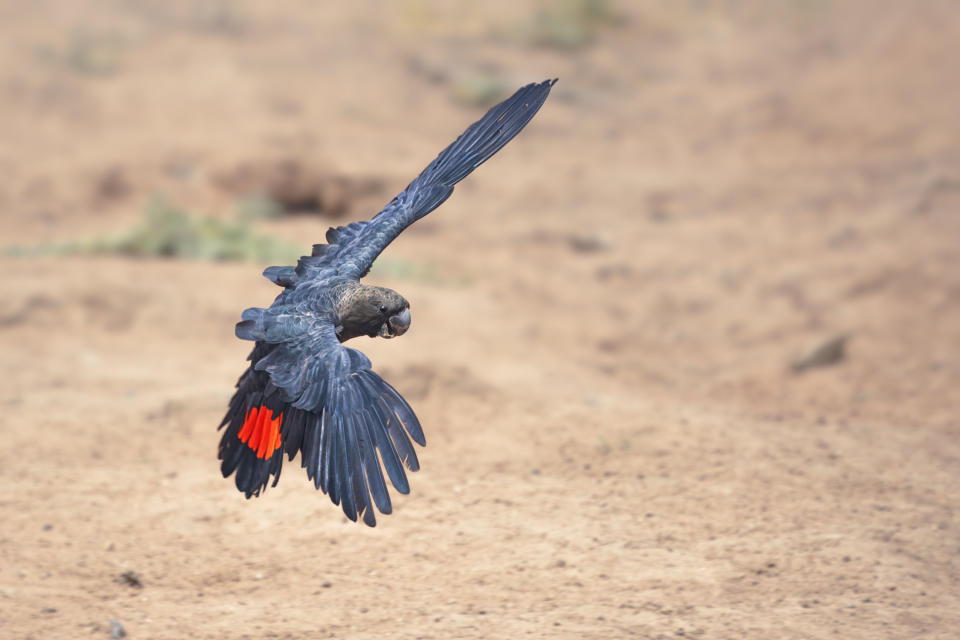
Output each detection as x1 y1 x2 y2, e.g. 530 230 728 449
389 307 411 336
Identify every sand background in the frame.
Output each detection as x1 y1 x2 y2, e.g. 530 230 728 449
1 1 958 638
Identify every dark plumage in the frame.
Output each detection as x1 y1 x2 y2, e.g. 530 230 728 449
219 79 556 526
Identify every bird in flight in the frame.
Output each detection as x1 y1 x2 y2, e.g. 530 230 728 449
218 79 556 526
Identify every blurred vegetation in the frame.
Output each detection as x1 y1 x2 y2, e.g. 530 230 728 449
35 29 130 75
107 198 299 261
188 1 247 35
370 257 472 287
521 0 618 50
235 193 285 221
7 198 300 263
450 73 510 108
124 0 248 35
5 199 465 284
405 0 617 108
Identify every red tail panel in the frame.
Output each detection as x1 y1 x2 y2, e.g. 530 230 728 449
238 406 283 459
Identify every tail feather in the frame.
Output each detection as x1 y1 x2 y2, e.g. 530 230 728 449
218 363 286 498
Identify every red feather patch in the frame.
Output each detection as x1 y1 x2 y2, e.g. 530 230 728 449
237 406 283 459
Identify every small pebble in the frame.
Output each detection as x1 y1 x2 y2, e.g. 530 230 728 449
118 571 142 589
110 619 126 639
791 334 849 372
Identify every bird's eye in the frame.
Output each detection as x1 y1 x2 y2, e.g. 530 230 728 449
379 305 387 314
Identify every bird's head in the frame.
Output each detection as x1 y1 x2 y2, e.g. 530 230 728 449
336 285 411 342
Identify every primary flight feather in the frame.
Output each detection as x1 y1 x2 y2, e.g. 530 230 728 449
218 79 556 526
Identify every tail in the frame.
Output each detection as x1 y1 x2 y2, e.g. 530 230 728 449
218 346 289 497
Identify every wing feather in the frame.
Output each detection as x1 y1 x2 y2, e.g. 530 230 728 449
262 79 556 286
238 317 421 525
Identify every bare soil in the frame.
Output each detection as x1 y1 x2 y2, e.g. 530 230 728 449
1 2 959 638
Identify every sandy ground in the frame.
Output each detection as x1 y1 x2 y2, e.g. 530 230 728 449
2 1 959 638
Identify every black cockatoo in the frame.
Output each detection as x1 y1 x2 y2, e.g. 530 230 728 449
218 79 556 525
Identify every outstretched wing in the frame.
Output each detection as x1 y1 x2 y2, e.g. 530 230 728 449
265 79 556 288
228 307 424 526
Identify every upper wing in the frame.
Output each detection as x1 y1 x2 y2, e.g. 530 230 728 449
264 79 556 288
235 307 424 526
